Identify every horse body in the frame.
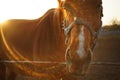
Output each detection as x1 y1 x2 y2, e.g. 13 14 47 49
0 8 67 79
1 18 38 60
1 8 66 61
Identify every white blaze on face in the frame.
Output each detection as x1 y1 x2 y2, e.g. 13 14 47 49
77 26 85 58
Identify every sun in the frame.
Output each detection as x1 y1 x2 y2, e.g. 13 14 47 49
0 0 58 24
0 19 7 24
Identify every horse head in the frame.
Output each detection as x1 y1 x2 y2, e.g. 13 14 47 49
58 0 103 77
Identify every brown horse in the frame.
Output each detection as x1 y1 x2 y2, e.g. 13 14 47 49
0 0 103 80
58 0 103 79
0 8 66 80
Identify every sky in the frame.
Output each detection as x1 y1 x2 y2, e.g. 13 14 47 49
102 0 120 25
0 0 120 26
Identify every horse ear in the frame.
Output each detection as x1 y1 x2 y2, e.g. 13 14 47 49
58 0 60 3
58 0 65 2
58 0 61 7
58 0 65 8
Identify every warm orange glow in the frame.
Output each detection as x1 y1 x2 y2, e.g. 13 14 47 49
0 19 7 24
0 0 58 23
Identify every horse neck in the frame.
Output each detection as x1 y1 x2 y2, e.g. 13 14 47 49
52 9 66 48
33 9 66 54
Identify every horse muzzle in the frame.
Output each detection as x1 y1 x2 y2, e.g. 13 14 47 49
65 50 88 77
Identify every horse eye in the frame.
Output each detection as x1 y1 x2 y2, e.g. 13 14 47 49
63 6 68 11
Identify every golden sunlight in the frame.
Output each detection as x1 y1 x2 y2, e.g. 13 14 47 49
0 20 4 24
0 0 58 23
0 19 7 24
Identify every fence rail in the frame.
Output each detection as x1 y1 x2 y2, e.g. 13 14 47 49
1 60 120 66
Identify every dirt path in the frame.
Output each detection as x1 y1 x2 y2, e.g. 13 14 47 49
80 30 120 80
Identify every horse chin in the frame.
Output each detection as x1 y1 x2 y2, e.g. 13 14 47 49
66 63 86 76
74 61 91 77
64 67 87 79
66 53 91 77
